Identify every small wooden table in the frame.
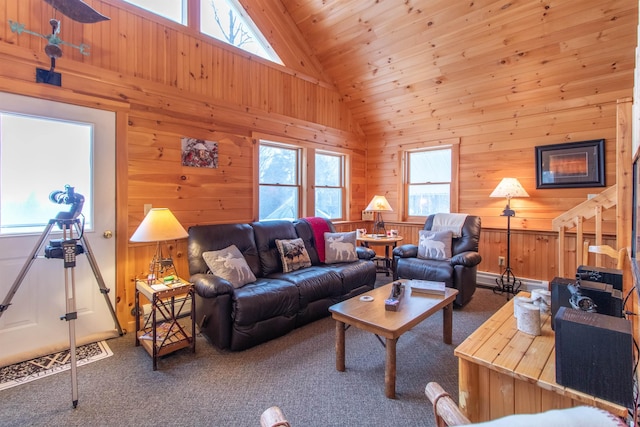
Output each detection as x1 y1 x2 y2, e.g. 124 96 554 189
356 235 403 276
329 280 458 398
135 278 196 370
454 293 627 422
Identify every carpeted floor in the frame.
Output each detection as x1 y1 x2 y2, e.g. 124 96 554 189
0 281 506 427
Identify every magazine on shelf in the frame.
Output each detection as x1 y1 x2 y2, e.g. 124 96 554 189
139 322 174 341
409 280 446 295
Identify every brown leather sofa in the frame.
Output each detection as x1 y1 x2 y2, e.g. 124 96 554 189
392 214 482 306
187 218 376 351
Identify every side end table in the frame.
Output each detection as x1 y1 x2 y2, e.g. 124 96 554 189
135 278 196 370
356 235 403 276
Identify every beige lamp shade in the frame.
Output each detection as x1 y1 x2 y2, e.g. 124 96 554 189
130 208 188 242
365 195 393 212
490 178 529 200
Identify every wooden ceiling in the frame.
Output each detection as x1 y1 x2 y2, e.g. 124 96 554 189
244 0 636 142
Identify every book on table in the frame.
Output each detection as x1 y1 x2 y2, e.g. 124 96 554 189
139 322 174 341
409 280 446 295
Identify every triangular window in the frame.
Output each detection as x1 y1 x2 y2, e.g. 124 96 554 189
200 0 282 64
121 0 281 64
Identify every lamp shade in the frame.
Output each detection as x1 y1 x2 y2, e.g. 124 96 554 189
365 195 393 212
490 178 529 200
130 208 188 242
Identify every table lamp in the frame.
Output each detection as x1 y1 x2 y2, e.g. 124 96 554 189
365 195 393 236
490 178 529 298
130 208 188 282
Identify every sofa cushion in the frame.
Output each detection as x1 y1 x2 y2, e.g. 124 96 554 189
395 257 454 287
275 238 312 272
202 244 257 288
252 220 299 276
324 260 378 294
324 231 358 263
187 223 261 278
232 278 299 326
417 230 452 260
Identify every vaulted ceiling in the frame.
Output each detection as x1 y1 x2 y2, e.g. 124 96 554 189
243 0 636 143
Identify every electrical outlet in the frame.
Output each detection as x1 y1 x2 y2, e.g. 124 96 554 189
498 256 505 267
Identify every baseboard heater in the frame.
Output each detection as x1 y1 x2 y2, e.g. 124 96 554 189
476 271 549 292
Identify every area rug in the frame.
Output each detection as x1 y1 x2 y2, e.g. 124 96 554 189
0 341 113 391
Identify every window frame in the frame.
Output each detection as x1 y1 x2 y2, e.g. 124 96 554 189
257 140 304 221
120 0 188 25
314 150 347 221
255 134 351 221
400 138 460 222
115 0 281 64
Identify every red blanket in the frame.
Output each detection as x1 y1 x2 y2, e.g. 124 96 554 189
302 217 331 263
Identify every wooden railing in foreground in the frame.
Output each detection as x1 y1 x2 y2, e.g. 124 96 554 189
551 185 617 277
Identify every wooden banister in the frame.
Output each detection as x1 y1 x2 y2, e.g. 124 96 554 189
552 185 617 277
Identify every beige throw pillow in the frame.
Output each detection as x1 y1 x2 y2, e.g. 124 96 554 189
417 230 453 260
202 244 256 288
324 231 358 264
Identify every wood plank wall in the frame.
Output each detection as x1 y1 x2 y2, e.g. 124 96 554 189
361 0 637 232
0 0 367 328
0 0 636 328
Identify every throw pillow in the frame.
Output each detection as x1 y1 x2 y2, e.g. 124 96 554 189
202 244 257 288
275 238 312 273
324 231 358 264
417 230 453 260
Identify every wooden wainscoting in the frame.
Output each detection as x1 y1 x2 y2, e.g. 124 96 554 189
336 221 617 283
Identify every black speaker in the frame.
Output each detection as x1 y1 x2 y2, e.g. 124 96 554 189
555 306 633 407
576 265 623 291
550 277 623 329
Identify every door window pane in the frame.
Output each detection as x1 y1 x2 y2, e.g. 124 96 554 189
0 113 93 234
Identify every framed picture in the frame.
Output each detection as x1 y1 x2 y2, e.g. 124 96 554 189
181 137 218 168
535 139 605 189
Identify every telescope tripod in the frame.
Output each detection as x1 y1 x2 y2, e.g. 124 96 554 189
0 217 123 408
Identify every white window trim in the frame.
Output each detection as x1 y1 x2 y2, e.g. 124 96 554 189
399 137 460 222
253 133 351 221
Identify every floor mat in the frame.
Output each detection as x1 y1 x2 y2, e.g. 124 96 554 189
0 341 113 391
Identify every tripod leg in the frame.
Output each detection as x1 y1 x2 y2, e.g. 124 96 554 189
75 223 123 336
64 263 79 408
0 221 56 317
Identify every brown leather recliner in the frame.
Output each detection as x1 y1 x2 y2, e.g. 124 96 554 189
393 214 482 306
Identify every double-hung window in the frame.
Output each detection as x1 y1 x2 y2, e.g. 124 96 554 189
404 143 459 220
258 140 348 221
315 152 345 219
258 142 301 220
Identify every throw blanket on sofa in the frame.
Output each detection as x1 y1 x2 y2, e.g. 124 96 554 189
432 213 468 238
302 217 331 263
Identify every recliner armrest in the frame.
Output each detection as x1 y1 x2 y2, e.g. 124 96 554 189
450 251 482 268
356 246 376 260
393 244 418 258
191 273 235 298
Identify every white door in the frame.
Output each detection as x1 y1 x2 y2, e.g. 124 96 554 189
0 92 118 367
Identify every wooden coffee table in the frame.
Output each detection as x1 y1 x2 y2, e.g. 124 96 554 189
329 280 458 398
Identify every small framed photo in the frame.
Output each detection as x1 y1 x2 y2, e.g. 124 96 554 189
535 139 605 189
